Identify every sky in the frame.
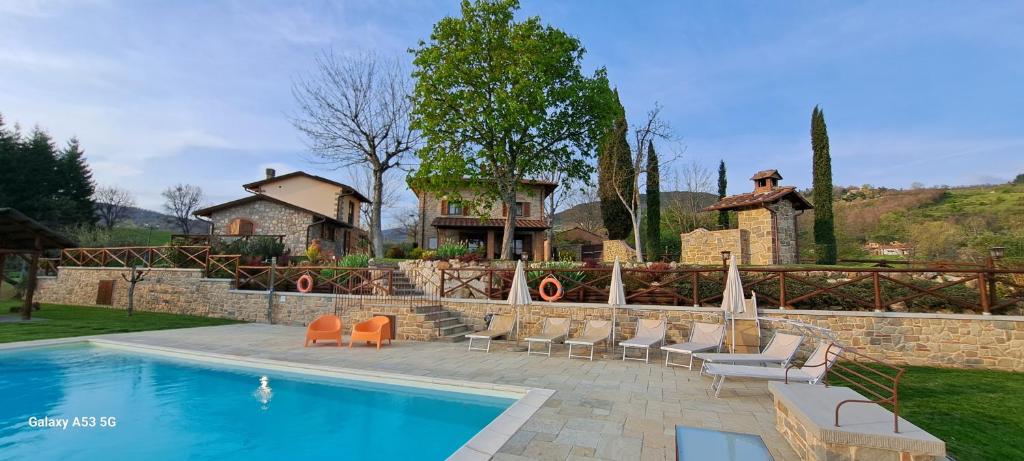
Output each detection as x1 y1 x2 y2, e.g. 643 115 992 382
2 0 1022 226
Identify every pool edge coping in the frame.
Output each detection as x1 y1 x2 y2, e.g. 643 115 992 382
0 336 554 461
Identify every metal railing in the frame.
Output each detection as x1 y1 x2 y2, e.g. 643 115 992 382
821 346 906 433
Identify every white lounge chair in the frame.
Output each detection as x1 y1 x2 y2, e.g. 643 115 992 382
620 318 667 363
525 317 571 357
661 322 726 369
704 341 844 397
566 320 612 361
694 332 804 370
466 314 515 353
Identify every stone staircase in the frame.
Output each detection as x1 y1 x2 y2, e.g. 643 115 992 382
409 304 472 342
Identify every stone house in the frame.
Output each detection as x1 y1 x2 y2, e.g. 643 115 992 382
680 170 812 265
194 169 370 257
410 179 556 260
865 241 913 257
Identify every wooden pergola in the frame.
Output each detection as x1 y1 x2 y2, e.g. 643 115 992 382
0 208 76 320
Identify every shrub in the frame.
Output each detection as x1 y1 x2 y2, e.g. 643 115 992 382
385 246 406 259
435 242 468 260
339 253 370 268
245 236 285 261
305 241 321 264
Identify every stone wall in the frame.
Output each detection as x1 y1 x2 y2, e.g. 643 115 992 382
418 184 547 250
679 228 747 265
208 199 314 255
34 267 1024 371
770 200 799 265
738 207 774 265
602 240 636 262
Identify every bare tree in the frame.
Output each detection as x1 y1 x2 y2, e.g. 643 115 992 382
162 184 203 234
664 161 716 233
610 104 674 262
348 166 401 246
393 206 422 244
536 170 578 245
94 185 136 230
564 182 604 234
291 51 418 258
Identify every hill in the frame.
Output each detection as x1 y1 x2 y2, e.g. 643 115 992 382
554 190 718 228
797 184 1024 263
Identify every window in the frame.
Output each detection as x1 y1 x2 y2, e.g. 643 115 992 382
427 237 438 249
447 201 463 215
320 225 336 241
228 218 254 236
347 202 355 225
503 202 530 217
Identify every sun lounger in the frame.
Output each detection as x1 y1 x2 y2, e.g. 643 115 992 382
661 322 726 369
704 341 843 397
566 320 612 361
620 318 668 363
349 316 391 349
524 317 571 357
304 314 343 347
466 314 515 352
694 332 804 370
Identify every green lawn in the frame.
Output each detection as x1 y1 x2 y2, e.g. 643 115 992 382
0 300 241 343
836 364 1024 460
108 227 174 246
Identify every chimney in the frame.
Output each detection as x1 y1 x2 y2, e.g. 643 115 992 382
750 169 781 194
265 168 276 179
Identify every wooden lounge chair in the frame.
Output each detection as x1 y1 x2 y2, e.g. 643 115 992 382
466 314 515 352
304 314 343 347
694 332 804 370
349 316 391 349
704 341 843 397
524 317 571 357
620 318 668 363
661 321 726 369
566 320 612 361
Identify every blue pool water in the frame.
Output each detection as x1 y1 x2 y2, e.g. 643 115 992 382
0 344 514 461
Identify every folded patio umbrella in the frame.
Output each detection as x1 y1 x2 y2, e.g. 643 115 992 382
721 254 746 353
608 258 626 346
507 260 532 343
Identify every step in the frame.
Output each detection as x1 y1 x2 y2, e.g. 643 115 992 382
436 331 469 343
410 304 444 314
432 316 462 328
437 323 470 336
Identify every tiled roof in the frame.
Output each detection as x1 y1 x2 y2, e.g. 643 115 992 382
750 169 782 180
701 187 813 212
431 217 550 230
243 171 370 203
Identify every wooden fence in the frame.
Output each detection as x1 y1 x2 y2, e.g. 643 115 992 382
58 246 240 278
439 266 1024 314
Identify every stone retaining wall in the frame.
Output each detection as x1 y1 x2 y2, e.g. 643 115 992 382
35 267 1024 371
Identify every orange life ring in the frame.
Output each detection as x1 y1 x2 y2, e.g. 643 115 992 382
538 276 563 302
296 274 315 293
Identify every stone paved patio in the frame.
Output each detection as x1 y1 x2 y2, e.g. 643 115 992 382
61 324 799 460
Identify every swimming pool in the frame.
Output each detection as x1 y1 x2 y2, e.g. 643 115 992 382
0 342 519 460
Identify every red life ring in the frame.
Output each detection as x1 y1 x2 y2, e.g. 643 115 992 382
538 276 563 302
296 274 315 293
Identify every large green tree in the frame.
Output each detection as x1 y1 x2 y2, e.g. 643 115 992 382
811 105 837 264
598 90 633 240
57 137 96 226
410 0 614 259
644 141 660 259
717 159 728 229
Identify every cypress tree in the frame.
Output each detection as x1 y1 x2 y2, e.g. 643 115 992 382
597 90 633 240
811 105 837 264
717 159 728 229
58 137 97 226
644 141 660 259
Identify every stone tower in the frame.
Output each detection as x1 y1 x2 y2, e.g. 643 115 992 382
679 170 813 265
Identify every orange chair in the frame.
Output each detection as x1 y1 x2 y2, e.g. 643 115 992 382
349 316 392 349
305 314 343 347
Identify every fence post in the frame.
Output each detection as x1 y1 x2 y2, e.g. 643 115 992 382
978 272 990 315
691 272 699 307
872 272 884 312
388 269 394 296
778 272 787 309
267 257 277 324
439 269 446 298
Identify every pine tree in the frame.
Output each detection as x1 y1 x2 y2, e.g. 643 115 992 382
717 159 728 229
644 141 660 259
0 115 20 207
597 90 633 240
11 127 63 225
57 137 96 226
811 106 837 264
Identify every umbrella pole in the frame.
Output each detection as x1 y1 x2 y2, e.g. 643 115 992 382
731 316 737 353
612 304 617 347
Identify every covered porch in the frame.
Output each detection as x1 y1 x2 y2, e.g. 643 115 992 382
432 217 549 260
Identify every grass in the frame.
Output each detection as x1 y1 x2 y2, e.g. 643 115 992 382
913 184 1024 220
835 363 1024 460
108 227 173 246
0 300 241 343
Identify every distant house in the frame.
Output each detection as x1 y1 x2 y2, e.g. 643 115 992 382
555 225 606 245
865 241 913 257
554 224 606 261
409 179 556 260
194 169 370 257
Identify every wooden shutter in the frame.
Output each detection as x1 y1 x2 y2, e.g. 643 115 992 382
440 199 448 215
96 280 114 306
522 202 530 218
502 203 507 217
